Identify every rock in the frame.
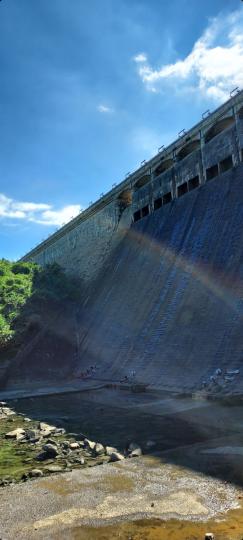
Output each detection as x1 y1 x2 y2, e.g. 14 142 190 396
29 469 44 478
5 428 25 439
39 422 56 432
69 442 80 450
36 451 49 461
127 442 142 457
62 441 70 449
24 417 32 422
0 476 14 486
2 407 15 416
42 444 59 458
0 401 7 406
75 457 85 465
44 465 63 473
25 429 39 441
84 438 96 451
106 446 119 456
94 443 105 455
54 428 66 435
44 438 57 446
130 447 142 457
109 451 125 462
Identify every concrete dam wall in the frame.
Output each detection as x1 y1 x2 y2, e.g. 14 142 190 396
18 91 243 392
76 163 243 391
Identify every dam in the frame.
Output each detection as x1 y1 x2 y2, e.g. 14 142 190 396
18 89 243 394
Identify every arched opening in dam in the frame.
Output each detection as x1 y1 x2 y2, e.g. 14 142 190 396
177 139 200 161
154 158 174 176
134 174 151 190
204 115 235 143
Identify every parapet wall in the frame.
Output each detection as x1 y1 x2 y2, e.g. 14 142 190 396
22 91 243 283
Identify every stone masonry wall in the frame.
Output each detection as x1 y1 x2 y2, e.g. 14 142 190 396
29 200 127 284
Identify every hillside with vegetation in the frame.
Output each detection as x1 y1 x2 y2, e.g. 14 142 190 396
0 259 80 351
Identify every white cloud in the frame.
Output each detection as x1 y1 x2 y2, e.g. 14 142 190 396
133 53 147 63
97 104 113 113
135 9 243 101
0 193 82 227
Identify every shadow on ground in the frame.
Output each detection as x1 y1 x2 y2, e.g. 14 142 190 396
9 387 243 488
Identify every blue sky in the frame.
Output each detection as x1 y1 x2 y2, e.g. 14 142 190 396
0 0 242 260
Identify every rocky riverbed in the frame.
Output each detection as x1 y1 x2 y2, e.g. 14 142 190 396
0 402 140 485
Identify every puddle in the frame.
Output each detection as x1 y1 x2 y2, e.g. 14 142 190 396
55 506 243 540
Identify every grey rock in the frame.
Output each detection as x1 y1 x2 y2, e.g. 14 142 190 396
44 438 57 446
127 442 142 456
36 451 49 461
44 465 64 473
109 451 125 462
42 444 59 458
54 428 66 435
84 438 96 451
29 469 44 478
106 446 118 456
130 447 142 457
61 441 70 449
25 429 39 441
94 443 105 455
39 422 56 432
5 428 25 439
70 442 80 450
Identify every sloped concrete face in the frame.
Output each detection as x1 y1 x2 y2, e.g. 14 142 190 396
77 164 243 392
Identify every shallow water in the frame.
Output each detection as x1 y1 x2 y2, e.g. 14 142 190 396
56 507 243 540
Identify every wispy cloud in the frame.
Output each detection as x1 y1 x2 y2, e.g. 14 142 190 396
134 9 243 102
133 53 147 63
0 193 82 227
97 104 114 113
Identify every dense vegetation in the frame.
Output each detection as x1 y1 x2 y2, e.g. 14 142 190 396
0 259 79 348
